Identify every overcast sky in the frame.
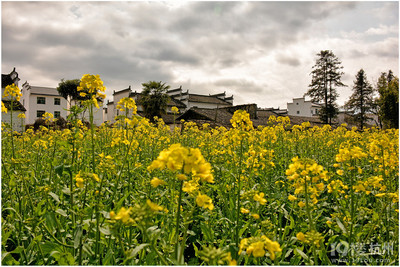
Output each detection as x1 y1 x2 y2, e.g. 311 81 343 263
2 1 399 109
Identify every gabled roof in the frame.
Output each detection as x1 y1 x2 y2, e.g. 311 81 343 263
26 85 60 96
188 94 232 105
1 68 19 88
168 97 187 108
132 93 187 108
114 87 132 95
177 107 233 126
2 100 26 111
2 74 14 87
177 105 327 129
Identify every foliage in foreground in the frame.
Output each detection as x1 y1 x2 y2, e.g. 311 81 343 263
1 80 399 266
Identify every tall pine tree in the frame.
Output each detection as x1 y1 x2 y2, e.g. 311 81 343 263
305 50 346 124
345 69 374 130
376 71 399 129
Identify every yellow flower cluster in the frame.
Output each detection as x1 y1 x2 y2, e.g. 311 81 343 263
110 200 166 225
253 192 267 205
74 171 100 188
353 175 385 194
196 193 214 210
327 179 348 194
335 146 367 163
150 177 166 188
375 192 399 203
285 157 328 205
4 84 22 101
98 153 116 174
239 235 282 260
296 230 323 247
147 143 214 183
171 106 179 114
244 146 275 174
77 74 106 108
42 112 54 122
116 97 137 115
1 101 7 113
267 115 291 126
230 110 253 131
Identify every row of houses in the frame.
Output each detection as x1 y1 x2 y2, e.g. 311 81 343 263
3 68 371 131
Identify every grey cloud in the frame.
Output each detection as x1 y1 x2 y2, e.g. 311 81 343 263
2 1 397 109
215 78 265 94
349 49 367 59
371 38 399 58
275 53 301 67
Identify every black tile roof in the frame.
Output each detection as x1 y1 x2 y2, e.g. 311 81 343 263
2 100 26 111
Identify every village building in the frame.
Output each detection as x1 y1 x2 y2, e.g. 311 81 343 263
287 97 321 117
20 82 68 125
105 86 234 124
1 68 26 132
176 103 323 129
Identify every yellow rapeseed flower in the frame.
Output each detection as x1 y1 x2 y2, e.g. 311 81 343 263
4 84 22 101
296 232 306 242
254 192 267 205
146 199 164 212
112 207 132 224
241 208 250 214
196 193 214 210
171 106 179 114
1 102 7 113
150 177 166 188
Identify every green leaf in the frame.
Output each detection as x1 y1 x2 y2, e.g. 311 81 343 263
335 217 347 235
48 192 60 203
61 187 71 195
127 243 149 259
41 242 63 255
295 248 309 261
103 248 115 265
55 209 67 217
73 226 83 249
1 252 20 265
100 226 111 235
54 165 64 177
44 212 57 233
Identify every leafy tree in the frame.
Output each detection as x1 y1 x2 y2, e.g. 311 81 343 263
344 69 374 130
305 50 346 124
140 81 170 122
56 79 81 103
377 71 399 129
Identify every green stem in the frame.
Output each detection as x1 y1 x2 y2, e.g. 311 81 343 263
178 204 196 264
90 104 95 173
235 138 244 250
174 180 184 262
304 168 317 265
348 163 356 265
10 99 15 160
95 178 104 264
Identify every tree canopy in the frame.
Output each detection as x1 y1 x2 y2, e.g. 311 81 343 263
305 50 346 124
345 69 374 130
376 71 399 129
140 81 170 122
56 79 81 101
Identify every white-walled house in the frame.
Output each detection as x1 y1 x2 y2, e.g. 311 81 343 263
287 97 321 117
21 82 68 125
105 86 233 123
